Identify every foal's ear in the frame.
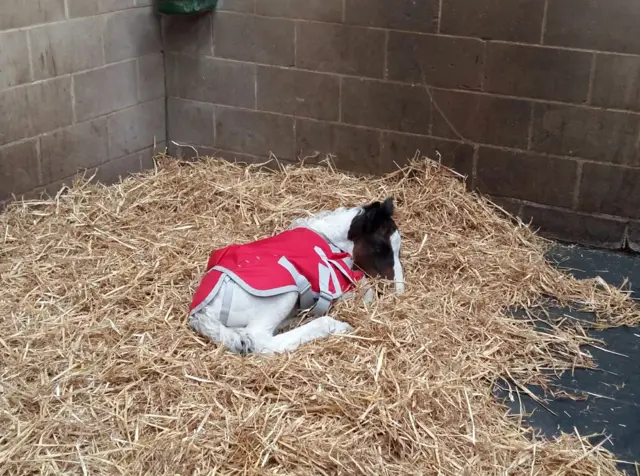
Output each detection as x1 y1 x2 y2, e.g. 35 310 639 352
349 197 395 239
382 197 394 217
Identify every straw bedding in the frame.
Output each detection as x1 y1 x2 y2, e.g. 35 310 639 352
1 154 638 475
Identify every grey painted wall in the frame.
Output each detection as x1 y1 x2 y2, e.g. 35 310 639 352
1 1 638 251
0 0 166 205
164 0 640 251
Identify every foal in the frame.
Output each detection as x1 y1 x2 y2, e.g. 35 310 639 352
188 197 404 355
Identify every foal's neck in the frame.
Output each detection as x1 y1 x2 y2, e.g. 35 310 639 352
291 207 361 255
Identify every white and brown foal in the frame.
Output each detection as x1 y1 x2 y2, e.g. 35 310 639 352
189 198 404 355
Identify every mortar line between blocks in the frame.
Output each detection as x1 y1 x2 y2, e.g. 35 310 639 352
338 77 343 122
26 29 35 83
105 112 112 160
479 41 488 91
572 161 584 210
36 137 44 185
160 15 171 147
210 12 215 57
383 30 389 80
471 145 479 189
254 64 258 110
213 108 217 147
293 20 298 68
586 54 597 105
540 0 549 44
527 103 535 151
70 75 77 124
292 118 297 161
100 16 107 65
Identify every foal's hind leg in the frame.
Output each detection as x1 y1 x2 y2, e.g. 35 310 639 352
256 316 353 354
190 284 297 355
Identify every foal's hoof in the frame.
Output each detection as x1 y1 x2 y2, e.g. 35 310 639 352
234 333 255 356
326 318 354 335
363 288 375 305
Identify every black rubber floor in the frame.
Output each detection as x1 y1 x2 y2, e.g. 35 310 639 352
495 245 640 474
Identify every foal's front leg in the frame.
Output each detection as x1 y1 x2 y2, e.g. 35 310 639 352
256 316 353 354
339 277 375 305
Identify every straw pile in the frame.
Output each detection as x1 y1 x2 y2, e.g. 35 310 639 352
1 153 638 475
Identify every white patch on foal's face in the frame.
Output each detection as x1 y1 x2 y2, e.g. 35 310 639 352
390 230 405 294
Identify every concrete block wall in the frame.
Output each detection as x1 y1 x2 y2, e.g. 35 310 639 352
0 0 166 205
164 0 640 251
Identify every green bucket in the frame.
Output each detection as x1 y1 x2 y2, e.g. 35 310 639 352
158 0 218 14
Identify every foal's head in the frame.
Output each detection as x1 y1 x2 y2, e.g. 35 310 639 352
291 197 405 293
348 197 404 293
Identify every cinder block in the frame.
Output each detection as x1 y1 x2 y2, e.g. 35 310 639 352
344 0 439 32
215 107 294 158
256 0 342 21
296 22 385 78
476 147 578 208
531 103 640 167
167 98 215 146
92 146 156 185
214 149 266 164
74 61 138 121
218 0 255 12
214 12 295 66
441 0 545 43
28 77 73 135
545 0 640 54
0 140 41 200
257 66 339 121
162 14 212 55
342 78 430 134
629 222 640 252
487 196 523 218
0 80 69 144
0 0 65 30
0 30 30 90
592 54 640 113
380 132 474 177
40 119 110 182
485 43 592 103
430 90 531 149
68 0 134 18
387 32 484 90
108 99 166 159
164 53 180 98
0 86 30 145
296 119 381 174
137 53 165 102
104 8 162 63
521 205 627 250
170 54 255 108
578 163 640 218
30 17 104 80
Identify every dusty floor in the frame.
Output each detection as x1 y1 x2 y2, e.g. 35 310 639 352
497 244 640 474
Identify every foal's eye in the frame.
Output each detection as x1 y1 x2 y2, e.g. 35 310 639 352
375 244 390 255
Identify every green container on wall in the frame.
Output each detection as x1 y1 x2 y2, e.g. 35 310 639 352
158 0 218 14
